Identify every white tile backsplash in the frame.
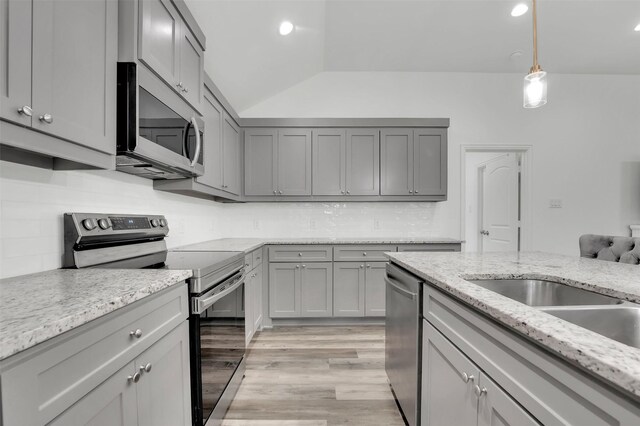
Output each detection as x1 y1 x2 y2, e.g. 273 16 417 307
0 161 449 279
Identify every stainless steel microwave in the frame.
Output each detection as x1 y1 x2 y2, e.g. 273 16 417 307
116 62 204 179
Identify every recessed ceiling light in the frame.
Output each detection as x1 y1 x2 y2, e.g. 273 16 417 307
635 23 640 32
279 21 294 36
511 4 529 17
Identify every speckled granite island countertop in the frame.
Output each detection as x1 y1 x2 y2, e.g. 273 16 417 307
0 269 192 361
386 251 640 398
176 237 462 253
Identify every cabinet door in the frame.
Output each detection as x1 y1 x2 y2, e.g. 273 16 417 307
253 267 264 331
138 0 180 90
380 129 414 195
414 129 447 196
269 263 301 317
48 362 138 426
301 263 333 317
0 0 32 126
422 320 479 426
244 274 254 345
365 262 387 316
245 129 277 196
31 0 117 155
196 91 223 189
346 129 380 195
178 22 203 109
477 373 540 426
312 129 346 196
277 128 312 195
333 262 365 317
222 113 241 195
136 322 191 426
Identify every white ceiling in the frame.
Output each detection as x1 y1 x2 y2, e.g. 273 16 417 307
185 0 640 112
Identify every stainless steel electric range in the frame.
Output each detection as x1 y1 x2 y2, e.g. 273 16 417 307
64 212 246 426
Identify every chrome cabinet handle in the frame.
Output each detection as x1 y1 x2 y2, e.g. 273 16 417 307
302 264 306 268
140 363 152 373
340 190 345 194
462 372 475 383
278 190 283 194
474 385 487 397
18 106 32 116
360 264 364 268
346 190 350 194
39 113 53 124
366 264 371 268
128 372 141 383
177 82 183 89
183 87 189 93
298 252 302 256
295 265 300 269
273 190 277 194
414 190 419 193
409 190 413 193
189 117 201 167
480 230 490 236
129 329 143 338
363 252 367 256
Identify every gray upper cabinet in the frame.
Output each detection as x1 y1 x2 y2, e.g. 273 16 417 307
380 129 413 195
413 128 447 195
346 129 379 195
222 113 241 195
381 128 447 196
139 0 203 111
277 128 312 196
312 129 346 196
245 129 277 196
0 0 32 127
196 91 224 189
178 22 204 109
0 0 118 155
245 128 311 196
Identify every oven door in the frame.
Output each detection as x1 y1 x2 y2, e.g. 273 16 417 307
190 272 246 426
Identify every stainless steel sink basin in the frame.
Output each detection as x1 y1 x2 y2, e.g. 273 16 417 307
542 307 640 349
467 279 623 307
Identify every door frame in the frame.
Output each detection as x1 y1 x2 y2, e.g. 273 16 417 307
460 145 533 252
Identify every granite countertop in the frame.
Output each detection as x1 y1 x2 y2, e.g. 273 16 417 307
386 251 640 398
175 237 463 253
0 269 192 361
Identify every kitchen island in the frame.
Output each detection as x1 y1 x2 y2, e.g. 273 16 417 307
386 251 640 426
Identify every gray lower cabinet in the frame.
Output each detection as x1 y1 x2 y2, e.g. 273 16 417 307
0 284 191 426
252 266 264 331
269 262 333 318
422 320 537 426
423 284 640 425
334 261 386 317
381 128 447 196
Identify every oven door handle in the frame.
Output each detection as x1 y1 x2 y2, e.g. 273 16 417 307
192 274 245 315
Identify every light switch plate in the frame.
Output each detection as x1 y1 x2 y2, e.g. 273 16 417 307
549 199 563 208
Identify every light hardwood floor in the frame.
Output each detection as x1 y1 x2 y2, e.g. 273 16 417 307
222 325 405 426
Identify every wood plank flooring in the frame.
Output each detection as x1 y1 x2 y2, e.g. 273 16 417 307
222 326 405 426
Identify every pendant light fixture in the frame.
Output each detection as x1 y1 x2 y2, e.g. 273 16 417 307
523 0 547 108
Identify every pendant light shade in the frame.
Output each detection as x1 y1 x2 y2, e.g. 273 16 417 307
523 0 547 108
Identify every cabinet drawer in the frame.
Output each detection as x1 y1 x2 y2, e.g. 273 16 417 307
244 253 253 270
397 243 461 252
1 284 188 426
269 245 332 262
333 245 396 261
252 248 263 266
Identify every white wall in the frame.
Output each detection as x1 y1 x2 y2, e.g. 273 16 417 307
242 72 640 255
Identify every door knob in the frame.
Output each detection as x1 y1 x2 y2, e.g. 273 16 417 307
474 385 487 397
18 106 33 116
129 329 143 338
140 363 152 373
127 372 141 383
39 113 53 124
462 372 475 383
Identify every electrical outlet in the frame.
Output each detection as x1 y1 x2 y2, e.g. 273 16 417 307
309 219 316 230
549 199 563 208
253 220 260 230
374 219 381 230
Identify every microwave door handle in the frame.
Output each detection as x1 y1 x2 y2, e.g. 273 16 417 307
190 117 201 167
182 121 191 158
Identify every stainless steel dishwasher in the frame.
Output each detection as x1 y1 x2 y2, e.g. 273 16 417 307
385 262 423 426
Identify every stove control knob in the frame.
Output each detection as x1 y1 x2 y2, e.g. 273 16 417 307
150 219 159 227
82 218 97 231
98 218 111 230
159 219 167 227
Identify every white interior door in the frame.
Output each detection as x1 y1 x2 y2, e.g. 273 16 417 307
480 153 519 252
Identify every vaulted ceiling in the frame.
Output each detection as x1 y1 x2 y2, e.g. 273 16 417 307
185 0 640 112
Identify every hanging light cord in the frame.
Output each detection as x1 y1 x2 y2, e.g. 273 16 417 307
531 0 542 73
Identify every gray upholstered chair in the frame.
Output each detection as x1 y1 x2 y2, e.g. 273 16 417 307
579 234 640 265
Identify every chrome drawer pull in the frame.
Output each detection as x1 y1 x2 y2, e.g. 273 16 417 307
474 385 487 397
462 372 474 383
127 372 141 383
129 329 143 338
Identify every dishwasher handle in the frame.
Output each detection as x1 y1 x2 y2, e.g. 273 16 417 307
385 275 418 300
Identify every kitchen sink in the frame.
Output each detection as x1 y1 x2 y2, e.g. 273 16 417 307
541 306 640 349
467 279 623 307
